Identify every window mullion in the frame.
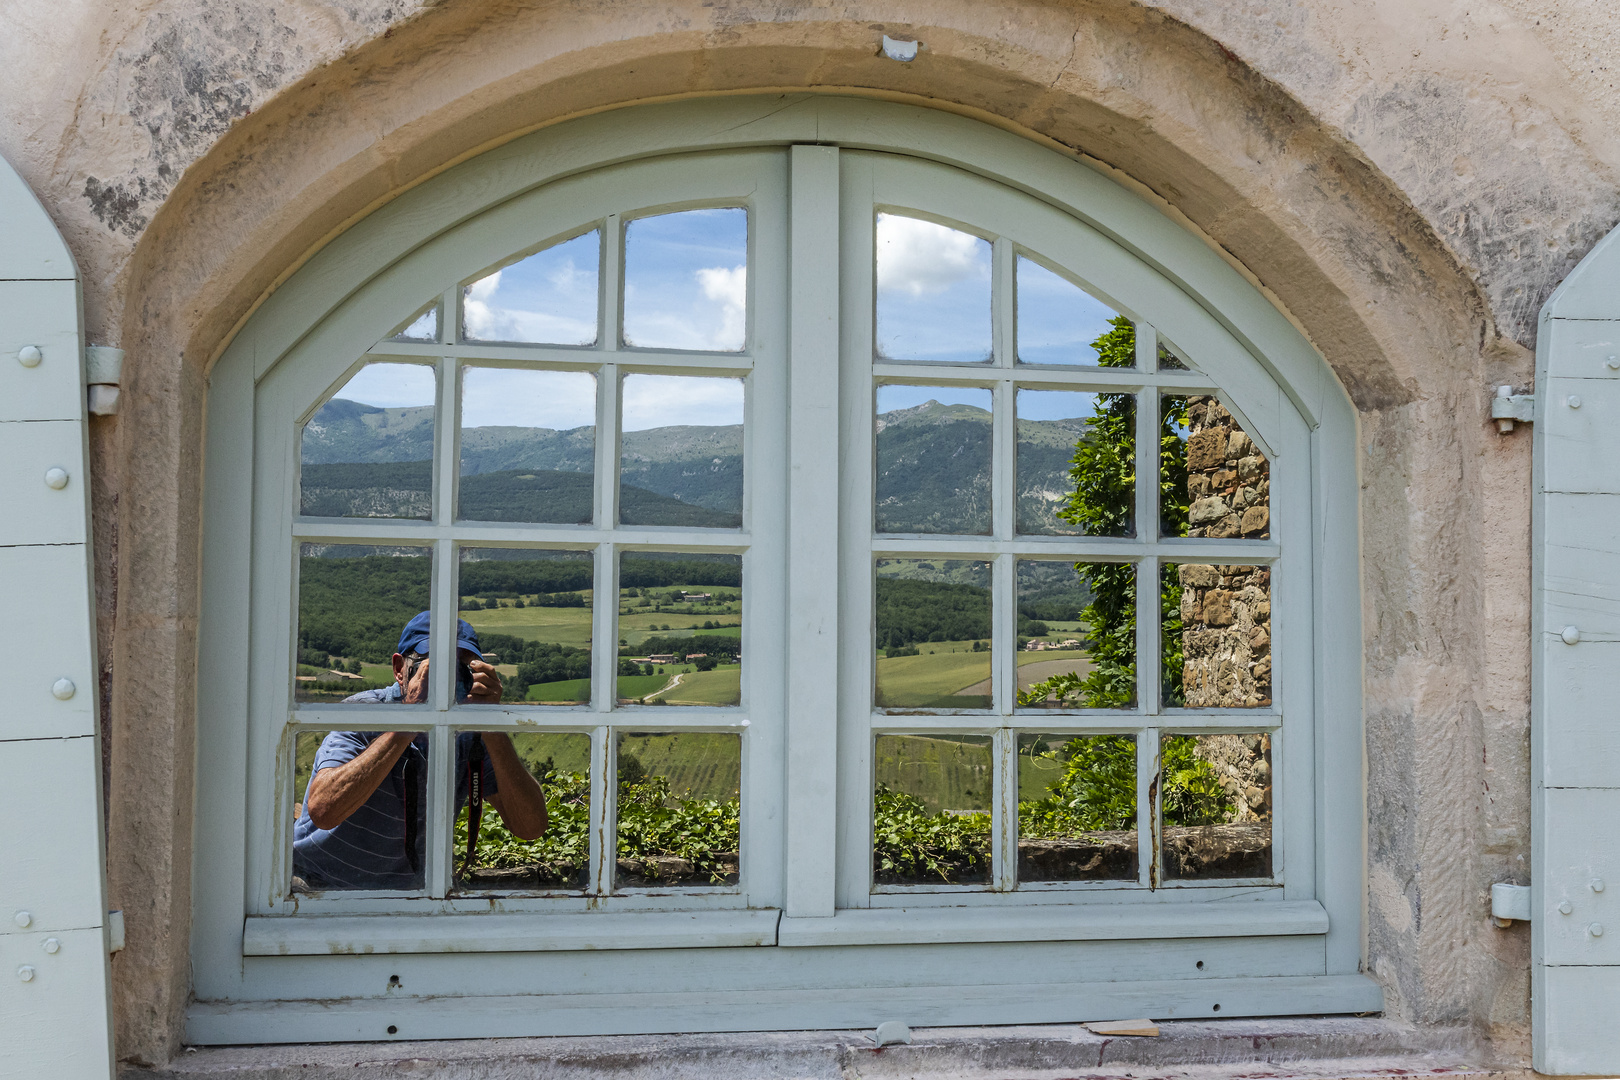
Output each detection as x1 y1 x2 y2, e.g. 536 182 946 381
993 552 1016 716
993 726 1017 891
426 723 454 898
1138 725 1160 889
588 723 613 894
601 213 622 352
992 236 1015 368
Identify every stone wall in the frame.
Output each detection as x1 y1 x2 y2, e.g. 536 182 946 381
1184 396 1270 540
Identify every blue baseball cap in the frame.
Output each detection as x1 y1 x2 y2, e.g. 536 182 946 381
396 611 483 658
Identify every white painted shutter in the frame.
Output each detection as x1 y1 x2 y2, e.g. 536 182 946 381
0 155 116 1077
1533 225 1620 1074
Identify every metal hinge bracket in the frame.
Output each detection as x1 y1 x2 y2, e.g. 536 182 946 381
1491 386 1535 432
1491 882 1531 926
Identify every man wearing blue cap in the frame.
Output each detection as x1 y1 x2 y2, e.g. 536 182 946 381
292 612 548 891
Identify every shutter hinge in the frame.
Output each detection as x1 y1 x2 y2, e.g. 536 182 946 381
1491 386 1534 433
1491 882 1531 926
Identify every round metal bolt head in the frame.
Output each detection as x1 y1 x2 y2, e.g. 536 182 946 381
51 678 75 701
1591 923 1605 938
1562 626 1582 645
42 938 60 955
1560 900 1574 914
1608 354 1620 370
44 467 68 490
1593 878 1606 893
13 911 31 928
16 965 34 982
17 345 41 367
1569 395 1584 408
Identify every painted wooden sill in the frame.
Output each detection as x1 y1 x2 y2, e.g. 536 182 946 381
776 899 1329 947
242 899 1327 955
242 908 782 955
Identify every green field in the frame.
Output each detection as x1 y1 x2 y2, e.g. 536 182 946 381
462 604 594 647
875 642 991 708
652 664 740 705
874 733 994 814
617 732 740 801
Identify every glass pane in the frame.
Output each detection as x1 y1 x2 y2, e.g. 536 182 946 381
456 732 592 892
1016 561 1136 709
1017 733 1138 882
1016 256 1124 366
1157 339 1190 371
295 544 431 704
875 385 992 535
875 559 991 709
873 734 993 885
616 732 741 887
1162 563 1272 709
620 374 744 527
291 728 430 892
1161 733 1272 880
1017 389 1134 537
618 553 742 706
458 549 593 705
459 368 596 524
462 231 600 346
390 302 439 343
623 209 747 351
1162 395 1270 539
875 213 992 363
300 363 436 519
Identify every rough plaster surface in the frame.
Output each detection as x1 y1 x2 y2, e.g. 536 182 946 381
0 0 1591 1068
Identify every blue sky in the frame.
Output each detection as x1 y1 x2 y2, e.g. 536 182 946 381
622 374 744 431
623 208 748 351
463 231 599 346
875 214 992 363
1016 257 1121 365
331 362 436 409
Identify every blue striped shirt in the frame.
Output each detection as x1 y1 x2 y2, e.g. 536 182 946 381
292 684 498 891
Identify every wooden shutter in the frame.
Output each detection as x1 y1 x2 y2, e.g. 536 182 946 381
0 153 115 1077
1533 225 1620 1074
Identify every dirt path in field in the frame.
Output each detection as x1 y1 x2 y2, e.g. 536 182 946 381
955 657 1095 698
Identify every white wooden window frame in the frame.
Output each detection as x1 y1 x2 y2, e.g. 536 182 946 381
192 96 1375 1044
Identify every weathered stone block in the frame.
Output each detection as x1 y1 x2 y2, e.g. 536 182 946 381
1242 505 1270 535
1186 428 1227 471
1202 588 1235 626
1179 563 1220 588
1189 495 1231 524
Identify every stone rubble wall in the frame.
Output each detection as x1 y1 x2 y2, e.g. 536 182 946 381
1184 396 1270 540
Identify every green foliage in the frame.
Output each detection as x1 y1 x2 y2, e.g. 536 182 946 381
633 633 740 661
1017 735 1137 836
619 556 742 590
615 775 740 884
455 760 591 883
874 577 991 649
297 552 431 664
871 785 991 883
1159 736 1230 826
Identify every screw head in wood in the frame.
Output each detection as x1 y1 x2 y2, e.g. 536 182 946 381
52 678 75 701
42 938 60 955
13 911 31 928
17 345 41 367
1593 878 1606 893
44 467 68 490
1591 923 1605 937
1559 900 1573 914
1608 354 1620 370
1568 395 1583 408
16 966 34 982
1562 626 1582 645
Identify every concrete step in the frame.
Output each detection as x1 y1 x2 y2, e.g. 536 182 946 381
124 1019 1529 1080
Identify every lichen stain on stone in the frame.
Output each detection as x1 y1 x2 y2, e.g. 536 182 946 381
80 1 431 239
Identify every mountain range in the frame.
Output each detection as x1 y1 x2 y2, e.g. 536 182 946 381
300 398 1091 532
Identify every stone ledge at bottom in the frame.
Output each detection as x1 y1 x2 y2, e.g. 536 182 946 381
122 1018 1530 1080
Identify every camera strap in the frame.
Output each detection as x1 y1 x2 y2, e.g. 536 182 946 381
461 734 486 878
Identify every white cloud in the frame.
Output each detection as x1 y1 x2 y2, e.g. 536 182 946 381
876 214 990 297
697 264 747 348
622 374 744 430
461 368 596 430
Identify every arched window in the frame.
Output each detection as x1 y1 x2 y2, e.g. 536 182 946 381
193 97 1374 1042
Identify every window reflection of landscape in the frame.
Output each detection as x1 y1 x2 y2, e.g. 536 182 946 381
875 559 991 710
300 363 437 520
873 733 993 886
617 552 742 707
875 385 992 535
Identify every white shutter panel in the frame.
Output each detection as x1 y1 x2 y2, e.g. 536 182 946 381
0 153 116 1078
1533 225 1620 1074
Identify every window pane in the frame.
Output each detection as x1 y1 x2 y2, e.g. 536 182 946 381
1161 733 1272 880
875 214 991 363
459 368 596 524
1162 563 1272 709
875 559 991 709
291 727 430 893
462 231 599 346
456 732 592 892
1157 339 1190 371
1161 395 1271 539
618 553 742 706
289 729 324 895
873 734 993 886
458 549 593 705
1017 733 1138 882
300 363 436 519
1017 389 1134 537
1016 256 1125 366
295 544 431 704
623 209 747 351
875 385 992 535
616 732 741 887
390 302 439 343
1016 561 1136 709
620 374 743 528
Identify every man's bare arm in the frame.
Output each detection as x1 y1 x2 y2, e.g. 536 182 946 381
304 732 417 830
483 733 548 840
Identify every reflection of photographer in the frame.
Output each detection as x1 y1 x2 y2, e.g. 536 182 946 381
293 612 547 891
